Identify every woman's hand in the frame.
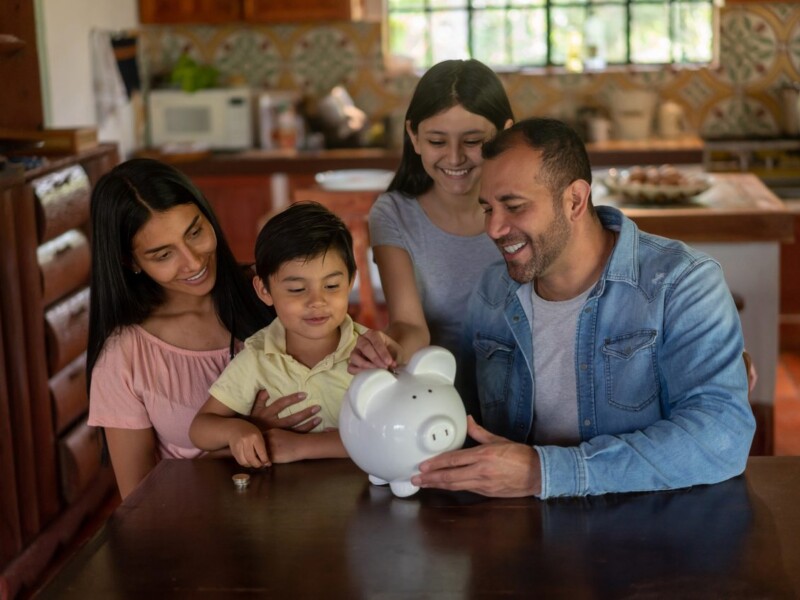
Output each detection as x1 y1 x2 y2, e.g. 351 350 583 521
249 390 321 432
348 329 402 374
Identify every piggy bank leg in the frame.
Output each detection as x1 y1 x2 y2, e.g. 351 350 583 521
368 474 389 486
389 480 419 497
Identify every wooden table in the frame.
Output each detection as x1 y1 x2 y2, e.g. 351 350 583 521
38 457 800 598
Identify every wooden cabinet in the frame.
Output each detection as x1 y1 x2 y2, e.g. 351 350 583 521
138 0 242 23
192 175 273 264
242 0 361 22
0 145 120 600
138 0 360 24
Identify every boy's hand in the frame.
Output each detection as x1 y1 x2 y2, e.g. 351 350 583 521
228 420 271 468
250 390 321 432
348 330 401 374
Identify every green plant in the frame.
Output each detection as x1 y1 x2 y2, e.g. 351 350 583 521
169 55 219 92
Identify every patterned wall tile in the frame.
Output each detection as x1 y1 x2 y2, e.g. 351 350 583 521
139 3 800 140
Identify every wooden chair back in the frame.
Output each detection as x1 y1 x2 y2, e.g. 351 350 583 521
291 188 383 329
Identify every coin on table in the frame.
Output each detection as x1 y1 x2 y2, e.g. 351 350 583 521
232 473 251 489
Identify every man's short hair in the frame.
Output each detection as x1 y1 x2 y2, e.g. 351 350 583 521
482 117 593 203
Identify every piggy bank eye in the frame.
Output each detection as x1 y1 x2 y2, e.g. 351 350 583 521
428 389 432 393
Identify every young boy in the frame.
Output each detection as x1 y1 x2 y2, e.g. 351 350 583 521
189 201 367 467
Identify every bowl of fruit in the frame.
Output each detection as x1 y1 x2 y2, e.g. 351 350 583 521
603 165 712 205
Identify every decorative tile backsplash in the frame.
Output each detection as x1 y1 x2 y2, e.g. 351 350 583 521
140 3 800 140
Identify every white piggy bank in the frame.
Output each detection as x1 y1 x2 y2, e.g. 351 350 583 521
339 346 467 497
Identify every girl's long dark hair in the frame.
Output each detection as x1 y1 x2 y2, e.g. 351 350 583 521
86 158 274 391
388 59 515 197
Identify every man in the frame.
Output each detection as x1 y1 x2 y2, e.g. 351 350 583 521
411 118 755 498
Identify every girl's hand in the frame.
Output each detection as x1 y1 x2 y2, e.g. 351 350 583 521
348 329 402 374
249 390 322 432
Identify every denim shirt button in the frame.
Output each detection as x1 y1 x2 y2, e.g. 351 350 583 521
580 363 588 371
584 419 591 427
584 307 592 314
513 315 520 322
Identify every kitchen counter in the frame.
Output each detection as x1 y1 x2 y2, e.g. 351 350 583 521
142 134 706 178
594 171 793 242
587 134 704 166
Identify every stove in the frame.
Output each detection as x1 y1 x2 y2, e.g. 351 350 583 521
703 138 800 200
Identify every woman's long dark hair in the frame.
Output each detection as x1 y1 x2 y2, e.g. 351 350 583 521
388 59 515 197
86 158 274 390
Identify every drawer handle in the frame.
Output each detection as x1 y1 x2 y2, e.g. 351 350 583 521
53 175 72 188
54 243 74 258
69 305 87 321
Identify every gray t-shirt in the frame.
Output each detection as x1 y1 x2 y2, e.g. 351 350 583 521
530 283 594 445
369 190 500 358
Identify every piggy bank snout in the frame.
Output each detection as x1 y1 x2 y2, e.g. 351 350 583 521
419 416 459 453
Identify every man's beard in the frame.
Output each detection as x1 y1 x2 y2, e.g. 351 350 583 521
500 203 571 284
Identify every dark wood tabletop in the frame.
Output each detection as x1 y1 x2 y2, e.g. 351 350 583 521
37 456 800 599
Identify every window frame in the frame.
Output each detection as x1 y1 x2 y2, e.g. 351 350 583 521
385 0 720 73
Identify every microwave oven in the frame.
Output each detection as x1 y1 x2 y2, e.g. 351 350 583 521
148 88 253 150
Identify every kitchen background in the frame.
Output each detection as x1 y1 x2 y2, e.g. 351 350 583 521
35 0 800 156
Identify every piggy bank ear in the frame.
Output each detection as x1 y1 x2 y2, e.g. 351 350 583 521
347 368 396 420
405 346 456 384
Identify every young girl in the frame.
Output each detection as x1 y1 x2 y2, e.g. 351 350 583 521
348 59 514 372
87 158 314 499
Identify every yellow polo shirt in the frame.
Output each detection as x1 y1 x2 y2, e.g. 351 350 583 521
209 315 367 431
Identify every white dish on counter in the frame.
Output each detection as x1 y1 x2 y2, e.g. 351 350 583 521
603 169 713 204
315 169 394 191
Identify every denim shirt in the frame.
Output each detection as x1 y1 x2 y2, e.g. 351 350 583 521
458 206 755 498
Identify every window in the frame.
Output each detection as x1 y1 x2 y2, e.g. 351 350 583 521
388 0 716 71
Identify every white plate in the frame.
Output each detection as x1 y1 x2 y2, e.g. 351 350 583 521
603 170 713 204
315 169 394 191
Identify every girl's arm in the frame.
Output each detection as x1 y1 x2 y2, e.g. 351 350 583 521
349 245 430 372
105 427 158 500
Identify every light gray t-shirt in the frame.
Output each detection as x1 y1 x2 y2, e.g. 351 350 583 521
369 190 500 358
530 283 594 445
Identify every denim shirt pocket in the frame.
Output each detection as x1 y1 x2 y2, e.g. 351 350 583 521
473 334 515 411
602 330 659 411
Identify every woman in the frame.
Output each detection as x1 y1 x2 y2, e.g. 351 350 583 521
87 158 315 498
348 59 514 371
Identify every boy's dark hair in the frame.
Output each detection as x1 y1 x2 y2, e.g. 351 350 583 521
255 201 356 287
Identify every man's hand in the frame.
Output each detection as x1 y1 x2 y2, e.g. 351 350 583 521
411 416 542 498
348 329 402 374
249 390 321 432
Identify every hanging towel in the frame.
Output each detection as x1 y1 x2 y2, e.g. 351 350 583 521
90 28 128 127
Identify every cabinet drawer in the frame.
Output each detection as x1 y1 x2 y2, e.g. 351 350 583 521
37 230 91 307
50 353 88 436
45 287 90 375
57 418 103 505
31 165 90 243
